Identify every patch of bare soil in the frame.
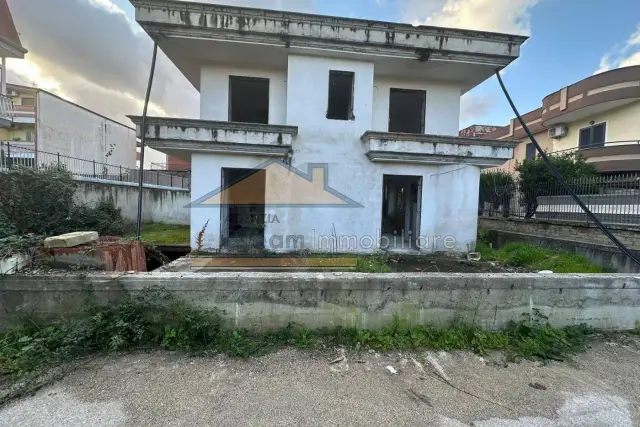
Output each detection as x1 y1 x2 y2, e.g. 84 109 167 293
389 254 520 273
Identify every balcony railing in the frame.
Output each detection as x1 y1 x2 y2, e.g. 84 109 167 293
550 140 640 156
0 94 14 124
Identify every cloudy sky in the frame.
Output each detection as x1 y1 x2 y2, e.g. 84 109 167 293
6 0 640 129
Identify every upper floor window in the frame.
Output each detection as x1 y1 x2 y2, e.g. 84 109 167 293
229 76 269 124
579 122 606 149
388 88 426 134
21 97 35 107
326 71 354 121
525 142 536 159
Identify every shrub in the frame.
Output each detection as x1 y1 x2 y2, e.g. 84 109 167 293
515 152 597 218
0 166 126 237
0 166 77 235
0 210 17 239
479 171 516 217
66 196 127 236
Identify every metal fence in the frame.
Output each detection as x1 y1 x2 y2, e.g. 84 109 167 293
480 173 640 226
0 141 190 189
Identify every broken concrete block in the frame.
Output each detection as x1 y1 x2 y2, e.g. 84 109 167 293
44 231 99 248
45 239 147 272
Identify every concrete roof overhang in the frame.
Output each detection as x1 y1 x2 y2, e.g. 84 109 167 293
131 0 527 94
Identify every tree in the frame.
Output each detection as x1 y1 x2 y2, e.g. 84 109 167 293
479 171 516 217
515 152 597 218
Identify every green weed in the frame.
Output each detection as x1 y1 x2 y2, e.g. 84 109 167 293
477 240 605 273
0 290 595 382
356 255 394 272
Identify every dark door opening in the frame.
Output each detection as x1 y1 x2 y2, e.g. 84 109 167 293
229 76 270 124
388 88 426 134
381 175 422 250
220 168 266 252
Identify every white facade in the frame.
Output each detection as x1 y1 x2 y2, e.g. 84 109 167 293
188 54 493 252
130 0 524 253
36 91 136 168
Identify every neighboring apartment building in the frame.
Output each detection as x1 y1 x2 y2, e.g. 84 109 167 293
482 66 640 174
1 83 137 169
129 0 524 253
0 0 27 127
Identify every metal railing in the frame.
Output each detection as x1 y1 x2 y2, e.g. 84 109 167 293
543 140 640 156
0 141 190 190
480 173 640 226
0 95 14 123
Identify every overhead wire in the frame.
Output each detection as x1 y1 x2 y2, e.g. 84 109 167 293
495 69 640 266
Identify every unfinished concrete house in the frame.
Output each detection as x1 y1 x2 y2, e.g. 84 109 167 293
129 0 525 253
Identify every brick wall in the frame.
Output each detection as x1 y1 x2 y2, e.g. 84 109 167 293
167 155 190 171
478 217 640 250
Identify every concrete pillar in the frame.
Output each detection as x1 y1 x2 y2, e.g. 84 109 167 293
1 57 6 95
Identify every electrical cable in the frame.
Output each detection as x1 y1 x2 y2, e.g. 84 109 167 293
495 69 640 266
136 41 158 240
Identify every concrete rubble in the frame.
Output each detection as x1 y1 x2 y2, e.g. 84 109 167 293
43 232 99 249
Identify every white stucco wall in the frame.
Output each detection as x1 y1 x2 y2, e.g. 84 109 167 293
372 77 461 136
75 179 190 226
190 55 478 253
200 64 287 124
36 91 136 169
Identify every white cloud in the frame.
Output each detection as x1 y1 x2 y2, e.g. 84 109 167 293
460 93 495 127
595 25 640 74
404 0 540 35
6 0 315 126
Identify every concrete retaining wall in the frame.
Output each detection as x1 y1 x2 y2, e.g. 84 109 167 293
74 179 190 225
0 272 639 331
479 217 640 250
479 217 640 273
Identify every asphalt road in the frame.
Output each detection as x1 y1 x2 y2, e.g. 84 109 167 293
0 337 638 426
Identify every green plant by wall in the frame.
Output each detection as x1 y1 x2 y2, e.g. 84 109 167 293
0 166 126 237
479 171 516 217
0 288 595 383
0 166 77 236
515 152 597 218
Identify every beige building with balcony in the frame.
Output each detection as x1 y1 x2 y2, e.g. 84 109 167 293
482 65 640 174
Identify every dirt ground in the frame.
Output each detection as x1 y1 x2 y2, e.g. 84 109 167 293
1 336 638 427
390 254 514 273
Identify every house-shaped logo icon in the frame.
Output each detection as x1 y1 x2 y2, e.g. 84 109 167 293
188 159 363 208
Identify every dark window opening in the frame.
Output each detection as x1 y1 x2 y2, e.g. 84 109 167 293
525 142 536 159
229 76 269 124
327 71 354 120
579 123 606 149
388 88 426 134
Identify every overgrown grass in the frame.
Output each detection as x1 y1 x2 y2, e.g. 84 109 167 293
0 289 592 381
477 240 605 273
126 223 190 245
356 255 394 272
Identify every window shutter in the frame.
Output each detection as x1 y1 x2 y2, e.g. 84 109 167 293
592 123 605 146
579 128 591 148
